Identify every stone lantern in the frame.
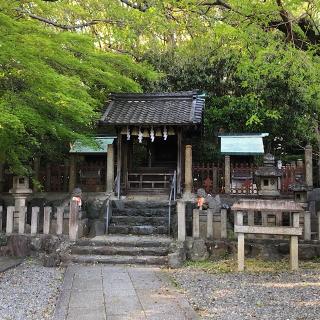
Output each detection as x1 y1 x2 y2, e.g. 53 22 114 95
255 154 282 197
289 183 308 208
9 176 32 229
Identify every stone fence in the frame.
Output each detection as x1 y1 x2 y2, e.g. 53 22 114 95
0 200 86 241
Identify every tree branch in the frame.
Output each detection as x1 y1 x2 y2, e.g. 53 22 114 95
118 0 149 12
17 8 124 30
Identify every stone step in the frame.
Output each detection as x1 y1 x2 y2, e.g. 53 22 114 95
70 245 169 256
75 235 172 248
112 200 171 209
108 225 168 235
67 254 168 265
110 216 168 226
111 208 172 217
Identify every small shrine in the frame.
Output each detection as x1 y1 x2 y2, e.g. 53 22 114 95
255 154 282 196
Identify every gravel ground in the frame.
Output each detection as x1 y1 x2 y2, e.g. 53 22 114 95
0 258 64 320
171 268 320 320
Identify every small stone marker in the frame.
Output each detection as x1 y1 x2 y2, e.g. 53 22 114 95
56 207 64 235
177 200 186 241
207 209 213 239
18 206 27 234
304 210 311 240
43 206 52 234
220 208 227 239
6 206 14 234
69 200 79 241
31 207 40 235
192 209 200 239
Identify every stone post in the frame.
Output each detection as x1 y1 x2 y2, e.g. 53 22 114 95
43 207 52 235
106 144 115 193
224 155 231 194
184 145 193 197
177 200 186 241
236 211 245 271
56 207 64 235
207 209 214 239
192 209 200 239
247 211 254 239
31 207 39 235
69 155 76 193
304 210 311 240
0 206 2 232
69 200 79 241
18 206 27 234
318 211 320 241
6 206 14 234
305 144 313 189
290 212 299 270
220 208 228 239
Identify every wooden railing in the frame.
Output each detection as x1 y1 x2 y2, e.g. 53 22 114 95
127 172 173 190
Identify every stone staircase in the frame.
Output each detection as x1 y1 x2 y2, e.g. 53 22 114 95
108 200 175 236
67 235 172 265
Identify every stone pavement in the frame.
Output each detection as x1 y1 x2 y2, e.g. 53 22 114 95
53 264 199 320
0 256 23 273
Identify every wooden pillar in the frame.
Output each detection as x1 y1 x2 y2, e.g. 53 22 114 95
184 145 193 196
304 210 311 240
177 129 182 195
224 155 231 194
33 158 40 192
207 209 214 239
305 144 313 189
236 211 245 271
290 212 299 270
31 207 39 235
106 144 115 193
192 209 200 239
177 200 186 241
122 141 128 192
69 155 76 192
116 132 122 198
220 208 227 239
0 206 2 232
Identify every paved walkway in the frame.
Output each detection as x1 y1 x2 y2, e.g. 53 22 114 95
53 264 199 320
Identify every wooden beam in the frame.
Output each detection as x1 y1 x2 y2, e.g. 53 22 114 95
177 128 182 195
234 225 302 236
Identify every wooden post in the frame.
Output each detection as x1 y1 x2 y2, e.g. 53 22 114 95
31 207 39 235
116 132 122 198
192 209 200 239
106 143 114 193
220 208 227 239
18 206 27 234
318 211 320 241
305 144 313 189
207 209 214 239
6 206 14 234
56 207 64 235
177 129 182 195
290 212 299 270
177 200 186 241
43 207 52 234
184 145 193 196
224 155 231 194
0 206 2 232
122 141 128 192
69 155 76 192
236 211 245 271
304 210 311 240
69 200 79 241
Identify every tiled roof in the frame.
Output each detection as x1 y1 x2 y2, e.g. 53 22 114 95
101 91 205 126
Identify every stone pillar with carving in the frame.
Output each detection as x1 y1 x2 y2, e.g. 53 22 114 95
224 155 231 194
305 144 313 189
184 144 193 198
106 143 114 193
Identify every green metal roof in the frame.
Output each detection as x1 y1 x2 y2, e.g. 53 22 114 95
219 133 268 155
70 137 115 154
